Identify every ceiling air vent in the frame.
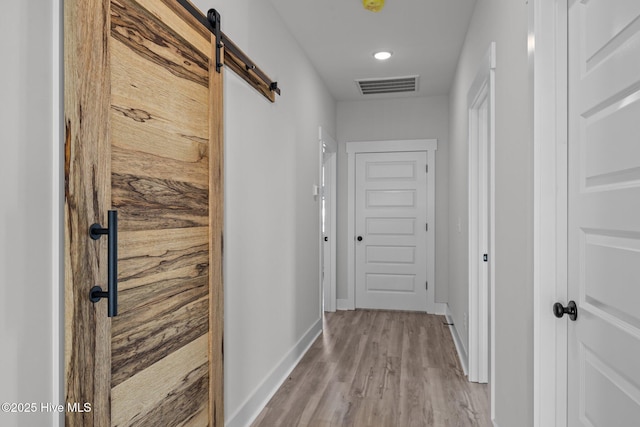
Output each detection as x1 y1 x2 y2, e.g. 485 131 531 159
356 75 419 95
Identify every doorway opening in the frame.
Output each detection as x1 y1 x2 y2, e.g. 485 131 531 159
320 127 337 312
346 139 437 312
467 42 495 388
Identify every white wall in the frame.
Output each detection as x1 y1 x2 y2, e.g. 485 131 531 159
190 1 336 425
0 1 62 426
336 96 450 305
448 0 533 425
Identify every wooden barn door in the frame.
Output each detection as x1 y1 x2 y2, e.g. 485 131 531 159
64 0 223 425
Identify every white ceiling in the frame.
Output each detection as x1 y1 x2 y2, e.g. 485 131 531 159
269 0 477 101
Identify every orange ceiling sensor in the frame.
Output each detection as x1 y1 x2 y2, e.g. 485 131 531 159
363 0 385 12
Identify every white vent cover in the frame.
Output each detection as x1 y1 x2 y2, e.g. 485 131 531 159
356 75 419 95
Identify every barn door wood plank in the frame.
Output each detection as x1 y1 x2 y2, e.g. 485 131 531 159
108 0 218 425
64 0 112 425
209 40 225 427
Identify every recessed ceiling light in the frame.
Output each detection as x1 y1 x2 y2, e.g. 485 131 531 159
373 51 393 61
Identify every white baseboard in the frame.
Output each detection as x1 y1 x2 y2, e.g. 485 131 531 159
433 302 448 315
225 318 323 427
336 298 354 310
337 299 442 313
445 304 468 376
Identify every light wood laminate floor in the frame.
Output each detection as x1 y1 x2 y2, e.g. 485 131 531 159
252 310 491 427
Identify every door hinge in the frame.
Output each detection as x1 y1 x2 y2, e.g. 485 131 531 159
483 253 488 262
426 223 429 231
426 281 428 290
426 164 429 173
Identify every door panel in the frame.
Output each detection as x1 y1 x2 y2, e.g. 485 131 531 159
64 0 112 424
568 0 640 424
365 273 416 292
355 152 428 310
367 190 416 207
65 0 223 425
111 335 209 426
582 0 640 68
366 245 416 264
110 0 216 424
366 161 417 179
366 217 416 235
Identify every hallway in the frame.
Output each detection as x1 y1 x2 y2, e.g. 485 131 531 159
252 310 490 427
3 0 553 424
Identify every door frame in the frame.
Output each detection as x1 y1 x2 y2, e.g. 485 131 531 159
530 0 568 425
346 139 437 312
319 127 337 312
467 42 495 386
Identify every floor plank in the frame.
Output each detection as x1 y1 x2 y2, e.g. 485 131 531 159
251 310 490 427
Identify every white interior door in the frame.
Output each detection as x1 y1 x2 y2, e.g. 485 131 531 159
355 151 428 311
567 0 640 424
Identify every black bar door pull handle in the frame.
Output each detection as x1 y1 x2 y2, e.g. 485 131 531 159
89 210 118 317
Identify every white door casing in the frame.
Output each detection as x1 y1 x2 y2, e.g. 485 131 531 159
567 0 640 425
531 0 569 425
346 139 437 313
321 127 337 313
467 42 496 386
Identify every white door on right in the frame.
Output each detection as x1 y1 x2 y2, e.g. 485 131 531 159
568 0 640 425
355 151 428 311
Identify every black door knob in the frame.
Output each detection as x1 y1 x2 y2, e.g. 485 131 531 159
357 236 363 241
553 301 577 321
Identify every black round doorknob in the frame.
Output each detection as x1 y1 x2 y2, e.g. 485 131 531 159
553 301 578 321
357 236 363 241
